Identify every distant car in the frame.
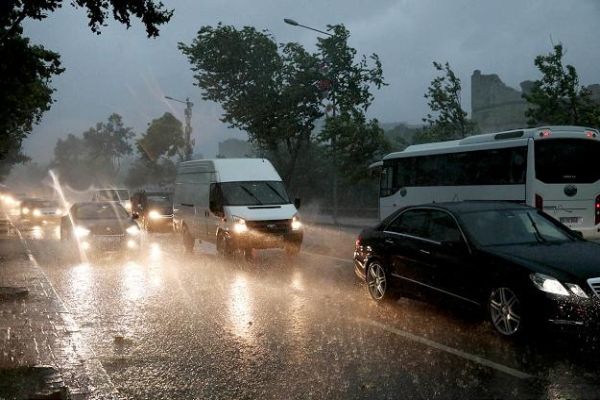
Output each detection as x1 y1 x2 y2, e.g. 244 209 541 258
61 202 141 253
20 199 63 224
91 188 131 213
137 192 174 233
354 201 600 337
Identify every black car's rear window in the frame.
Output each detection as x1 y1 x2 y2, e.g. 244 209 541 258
75 204 129 220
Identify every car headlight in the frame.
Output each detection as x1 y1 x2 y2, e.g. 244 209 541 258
565 283 589 298
148 210 161 220
33 209 41 217
22 207 30 215
232 216 248 233
126 225 141 236
124 200 132 211
56 208 62 215
74 226 91 238
291 215 302 231
530 273 570 296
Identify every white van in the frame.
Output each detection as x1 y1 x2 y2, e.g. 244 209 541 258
173 158 303 257
91 188 132 212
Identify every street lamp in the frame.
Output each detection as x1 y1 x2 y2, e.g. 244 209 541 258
284 18 340 225
165 96 194 161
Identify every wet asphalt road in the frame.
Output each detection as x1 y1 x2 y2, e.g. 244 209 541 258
14 223 600 399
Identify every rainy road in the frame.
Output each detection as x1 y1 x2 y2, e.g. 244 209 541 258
11 222 600 399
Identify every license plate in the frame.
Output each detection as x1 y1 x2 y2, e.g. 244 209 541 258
560 217 581 224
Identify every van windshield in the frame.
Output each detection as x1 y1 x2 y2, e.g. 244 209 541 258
220 181 290 206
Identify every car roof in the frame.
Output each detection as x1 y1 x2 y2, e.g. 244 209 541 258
410 201 531 214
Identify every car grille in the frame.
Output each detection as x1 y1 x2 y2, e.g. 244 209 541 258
588 278 600 299
245 219 291 234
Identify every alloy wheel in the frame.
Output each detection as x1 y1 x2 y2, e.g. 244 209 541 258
489 287 522 336
367 262 387 301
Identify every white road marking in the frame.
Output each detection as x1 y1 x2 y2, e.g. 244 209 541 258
359 318 534 380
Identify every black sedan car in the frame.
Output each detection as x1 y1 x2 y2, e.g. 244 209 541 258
61 202 142 253
137 192 173 233
354 201 600 337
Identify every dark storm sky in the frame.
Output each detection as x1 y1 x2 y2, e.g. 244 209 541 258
21 0 600 162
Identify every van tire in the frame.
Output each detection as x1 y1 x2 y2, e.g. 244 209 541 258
285 243 301 257
182 225 194 253
217 232 234 259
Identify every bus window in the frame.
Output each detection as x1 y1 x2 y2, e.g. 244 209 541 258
380 163 395 197
535 139 600 184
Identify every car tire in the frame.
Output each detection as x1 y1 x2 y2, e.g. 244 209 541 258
284 243 301 257
366 260 393 302
217 232 234 259
182 225 194 253
488 287 526 337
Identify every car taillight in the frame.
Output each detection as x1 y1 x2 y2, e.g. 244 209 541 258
535 194 543 210
595 195 600 225
355 235 362 248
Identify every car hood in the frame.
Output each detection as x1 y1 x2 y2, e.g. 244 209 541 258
482 241 600 281
75 218 135 235
226 204 297 221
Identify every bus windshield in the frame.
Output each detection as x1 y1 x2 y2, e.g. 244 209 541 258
535 139 600 184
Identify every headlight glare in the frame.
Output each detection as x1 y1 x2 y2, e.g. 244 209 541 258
565 283 589 298
232 216 248 233
148 210 161 220
530 273 570 296
33 209 41 217
126 225 140 236
74 226 90 238
22 207 30 215
291 215 302 230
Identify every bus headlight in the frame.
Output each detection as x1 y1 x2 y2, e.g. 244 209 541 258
291 215 302 231
74 226 91 238
148 210 161 220
232 216 248 234
126 225 141 236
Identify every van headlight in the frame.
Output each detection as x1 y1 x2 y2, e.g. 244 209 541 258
291 215 302 231
126 225 141 236
232 216 248 234
74 226 90 238
148 210 161 220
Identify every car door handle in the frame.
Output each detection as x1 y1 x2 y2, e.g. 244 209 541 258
419 249 430 255
384 238 395 245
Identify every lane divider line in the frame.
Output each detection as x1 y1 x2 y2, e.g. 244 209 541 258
9 217 120 398
358 318 534 380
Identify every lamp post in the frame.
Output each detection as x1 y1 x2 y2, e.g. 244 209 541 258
284 18 339 225
165 96 194 161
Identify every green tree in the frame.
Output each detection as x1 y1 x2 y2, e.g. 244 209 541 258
0 0 173 180
137 112 185 161
524 44 600 128
51 114 135 189
179 24 323 186
416 61 477 144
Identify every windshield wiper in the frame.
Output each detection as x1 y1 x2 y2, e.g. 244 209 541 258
239 185 263 205
264 182 288 203
526 212 546 243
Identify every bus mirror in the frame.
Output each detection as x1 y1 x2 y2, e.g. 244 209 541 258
294 198 301 210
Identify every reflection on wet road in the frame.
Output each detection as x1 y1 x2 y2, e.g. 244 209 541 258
17 223 600 399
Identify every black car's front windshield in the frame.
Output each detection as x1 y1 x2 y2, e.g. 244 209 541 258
220 181 290 206
460 209 574 246
75 204 130 220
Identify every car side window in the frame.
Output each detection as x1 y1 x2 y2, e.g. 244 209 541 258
386 209 429 237
427 210 463 243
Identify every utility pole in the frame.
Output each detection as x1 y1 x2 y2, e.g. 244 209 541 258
165 96 194 160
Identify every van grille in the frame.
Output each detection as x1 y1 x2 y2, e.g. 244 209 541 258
245 219 291 234
588 278 600 299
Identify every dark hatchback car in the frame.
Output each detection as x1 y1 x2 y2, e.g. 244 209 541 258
135 192 173 233
354 201 600 337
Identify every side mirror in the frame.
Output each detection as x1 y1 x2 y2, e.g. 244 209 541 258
571 230 584 239
294 198 301 210
131 212 139 220
209 200 224 217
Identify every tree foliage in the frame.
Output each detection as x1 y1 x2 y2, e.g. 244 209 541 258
51 113 134 189
0 0 173 181
524 44 599 128
416 61 477 144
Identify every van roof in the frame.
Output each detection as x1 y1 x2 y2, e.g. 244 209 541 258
178 158 282 182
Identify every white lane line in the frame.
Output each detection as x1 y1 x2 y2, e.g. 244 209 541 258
301 250 353 264
358 318 534 380
10 219 120 398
